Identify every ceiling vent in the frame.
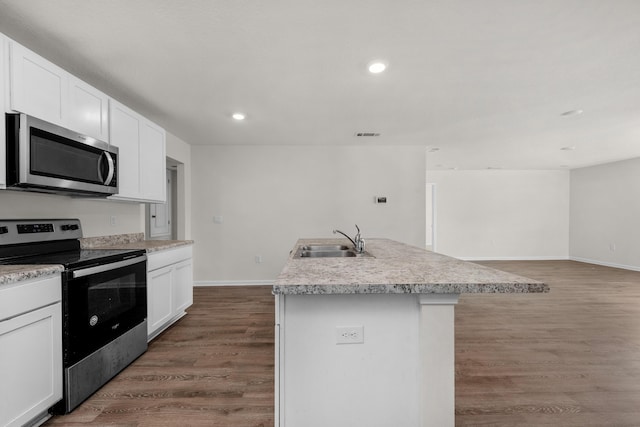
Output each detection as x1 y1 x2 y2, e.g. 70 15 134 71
354 132 381 137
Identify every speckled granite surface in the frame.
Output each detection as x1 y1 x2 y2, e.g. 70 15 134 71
80 233 145 248
274 238 549 295
0 265 64 287
81 233 193 253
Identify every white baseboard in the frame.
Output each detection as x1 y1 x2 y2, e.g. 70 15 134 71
569 257 640 272
458 256 569 261
194 280 275 287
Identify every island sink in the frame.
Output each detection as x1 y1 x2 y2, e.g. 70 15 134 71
294 244 372 258
301 245 349 251
299 250 356 258
274 238 548 427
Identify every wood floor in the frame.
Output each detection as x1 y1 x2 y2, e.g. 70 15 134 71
456 260 640 426
46 286 275 427
45 260 640 426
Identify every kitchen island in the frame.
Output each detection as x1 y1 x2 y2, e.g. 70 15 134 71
273 238 548 427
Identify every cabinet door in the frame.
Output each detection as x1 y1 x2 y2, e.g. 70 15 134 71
109 99 141 199
173 258 193 313
9 41 68 127
0 303 62 427
140 120 166 203
68 76 109 141
1 35 6 188
147 265 174 337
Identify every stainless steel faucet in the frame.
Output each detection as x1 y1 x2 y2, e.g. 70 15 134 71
333 224 366 253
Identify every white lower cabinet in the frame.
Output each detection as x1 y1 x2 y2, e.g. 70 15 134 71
148 265 174 335
0 275 62 427
147 245 193 340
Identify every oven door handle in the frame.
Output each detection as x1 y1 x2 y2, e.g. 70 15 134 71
72 255 147 279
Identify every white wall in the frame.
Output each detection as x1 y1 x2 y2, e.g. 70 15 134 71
426 169 570 260
191 145 426 282
570 157 640 270
0 190 143 236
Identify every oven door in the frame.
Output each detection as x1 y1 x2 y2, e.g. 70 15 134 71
62 255 147 366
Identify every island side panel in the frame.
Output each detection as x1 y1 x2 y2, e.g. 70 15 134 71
277 293 420 427
419 294 458 427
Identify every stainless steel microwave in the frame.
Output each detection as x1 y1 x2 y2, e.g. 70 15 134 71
5 113 118 197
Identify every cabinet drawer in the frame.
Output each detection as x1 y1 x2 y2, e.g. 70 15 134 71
147 245 193 272
0 275 61 321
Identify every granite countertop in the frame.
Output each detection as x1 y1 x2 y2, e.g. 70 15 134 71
274 238 549 295
0 265 64 287
80 233 194 253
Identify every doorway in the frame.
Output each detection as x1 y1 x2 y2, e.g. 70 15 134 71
146 163 178 240
426 183 436 251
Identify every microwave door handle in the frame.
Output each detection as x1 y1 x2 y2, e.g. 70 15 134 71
72 255 147 279
97 152 115 185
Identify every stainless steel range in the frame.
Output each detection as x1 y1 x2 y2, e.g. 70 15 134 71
0 219 147 414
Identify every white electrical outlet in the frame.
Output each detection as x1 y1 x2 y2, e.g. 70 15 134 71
255 255 263 264
336 326 364 344
110 216 117 226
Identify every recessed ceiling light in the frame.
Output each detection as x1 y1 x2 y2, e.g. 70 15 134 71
428 147 440 153
368 60 387 74
560 146 576 151
561 109 584 117
232 113 246 121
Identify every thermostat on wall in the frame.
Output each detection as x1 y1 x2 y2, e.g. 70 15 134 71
374 196 387 204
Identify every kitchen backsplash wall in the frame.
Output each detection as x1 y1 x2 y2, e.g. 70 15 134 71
0 190 143 237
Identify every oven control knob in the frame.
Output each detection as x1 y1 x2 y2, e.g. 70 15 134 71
61 225 70 231
89 315 98 327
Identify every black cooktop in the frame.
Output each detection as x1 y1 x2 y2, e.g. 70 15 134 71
0 219 145 269
0 248 146 269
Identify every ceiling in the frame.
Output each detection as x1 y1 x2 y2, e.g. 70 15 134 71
1 0 639 170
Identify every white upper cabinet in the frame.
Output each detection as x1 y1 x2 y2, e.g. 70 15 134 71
9 41 68 127
109 98 166 203
68 76 109 142
109 99 141 199
1 34 6 189
7 38 109 142
1 34 167 202
140 120 166 202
